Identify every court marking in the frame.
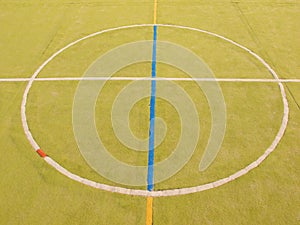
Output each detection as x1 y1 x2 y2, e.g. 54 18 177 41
147 25 158 192
153 0 157 24
146 2 158 224
1 77 300 82
146 197 154 225
20 23 289 197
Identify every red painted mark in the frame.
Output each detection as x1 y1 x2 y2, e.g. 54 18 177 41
36 149 47 158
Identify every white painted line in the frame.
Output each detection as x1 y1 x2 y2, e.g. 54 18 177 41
0 78 31 82
1 76 300 83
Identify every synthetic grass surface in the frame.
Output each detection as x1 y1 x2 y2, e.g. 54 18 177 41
0 1 299 224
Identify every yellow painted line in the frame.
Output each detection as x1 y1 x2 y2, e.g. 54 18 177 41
153 0 158 24
146 197 153 225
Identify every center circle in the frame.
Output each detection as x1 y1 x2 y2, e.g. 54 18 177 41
21 24 289 197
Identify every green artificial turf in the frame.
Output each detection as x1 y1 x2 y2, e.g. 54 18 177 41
0 0 299 224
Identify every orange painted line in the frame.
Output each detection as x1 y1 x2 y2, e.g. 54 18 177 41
146 197 153 225
36 149 47 158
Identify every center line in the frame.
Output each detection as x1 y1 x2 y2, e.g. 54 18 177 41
147 24 158 192
146 2 158 225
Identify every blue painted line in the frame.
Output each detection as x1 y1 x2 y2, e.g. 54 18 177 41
147 25 158 191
